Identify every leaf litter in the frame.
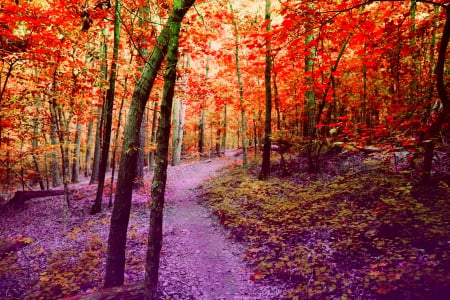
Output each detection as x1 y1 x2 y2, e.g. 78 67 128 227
0 150 283 299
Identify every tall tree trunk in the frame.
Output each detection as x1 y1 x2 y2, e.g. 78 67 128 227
49 68 62 187
32 101 45 191
222 102 227 151
135 119 146 189
172 53 188 165
145 5 190 294
0 60 16 148
199 107 206 154
90 105 103 184
49 110 61 188
422 5 450 183
104 0 195 288
91 0 121 215
229 0 247 167
110 54 133 207
259 0 272 179
172 97 186 166
273 71 281 130
90 30 108 184
85 114 94 177
71 120 82 183
362 41 367 126
149 101 158 170
172 96 180 164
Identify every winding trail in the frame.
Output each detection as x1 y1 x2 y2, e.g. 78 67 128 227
157 151 282 299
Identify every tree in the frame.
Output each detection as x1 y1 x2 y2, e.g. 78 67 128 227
104 0 195 288
259 0 272 179
145 2 195 296
91 0 122 214
422 3 449 183
228 0 248 167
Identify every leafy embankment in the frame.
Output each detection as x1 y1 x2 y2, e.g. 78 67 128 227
202 159 450 299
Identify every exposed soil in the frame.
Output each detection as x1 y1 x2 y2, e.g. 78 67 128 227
0 150 283 299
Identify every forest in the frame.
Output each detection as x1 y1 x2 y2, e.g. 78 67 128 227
0 0 449 299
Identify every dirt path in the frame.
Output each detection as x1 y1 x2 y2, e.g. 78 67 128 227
157 151 282 299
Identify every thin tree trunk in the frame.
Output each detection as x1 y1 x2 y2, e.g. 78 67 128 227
135 119 146 189
422 5 450 183
0 60 16 148
259 0 272 179
110 54 133 207
273 71 281 130
49 107 62 187
199 107 206 154
229 0 247 167
145 2 193 296
103 0 195 288
90 31 108 185
171 96 180 165
172 97 185 165
71 121 82 183
222 102 227 151
32 102 45 190
91 0 121 214
85 114 94 177
149 101 158 170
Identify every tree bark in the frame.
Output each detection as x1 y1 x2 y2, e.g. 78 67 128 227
146 35 177 300
222 103 227 151
104 0 195 288
422 5 450 183
135 119 146 189
32 102 45 190
172 97 185 165
72 121 82 183
91 0 121 214
85 114 94 177
259 0 272 179
228 0 248 167
172 96 180 164
149 101 158 170
145 3 193 297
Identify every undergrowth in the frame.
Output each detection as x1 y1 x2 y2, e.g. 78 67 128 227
202 158 450 299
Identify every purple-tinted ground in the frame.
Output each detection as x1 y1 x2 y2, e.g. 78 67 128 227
0 150 283 299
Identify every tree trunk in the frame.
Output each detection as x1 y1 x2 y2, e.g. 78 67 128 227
259 0 272 179
273 71 281 130
0 61 15 148
172 97 185 166
149 101 158 170
422 5 450 183
85 114 94 177
135 118 146 189
229 0 247 167
199 108 206 154
109 55 132 207
103 0 195 288
32 103 45 190
71 121 82 183
145 3 193 297
49 103 62 187
90 31 108 185
172 95 180 164
91 0 121 215
222 102 227 151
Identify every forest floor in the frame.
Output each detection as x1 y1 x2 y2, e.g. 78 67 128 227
0 150 283 300
202 149 450 299
0 148 449 299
